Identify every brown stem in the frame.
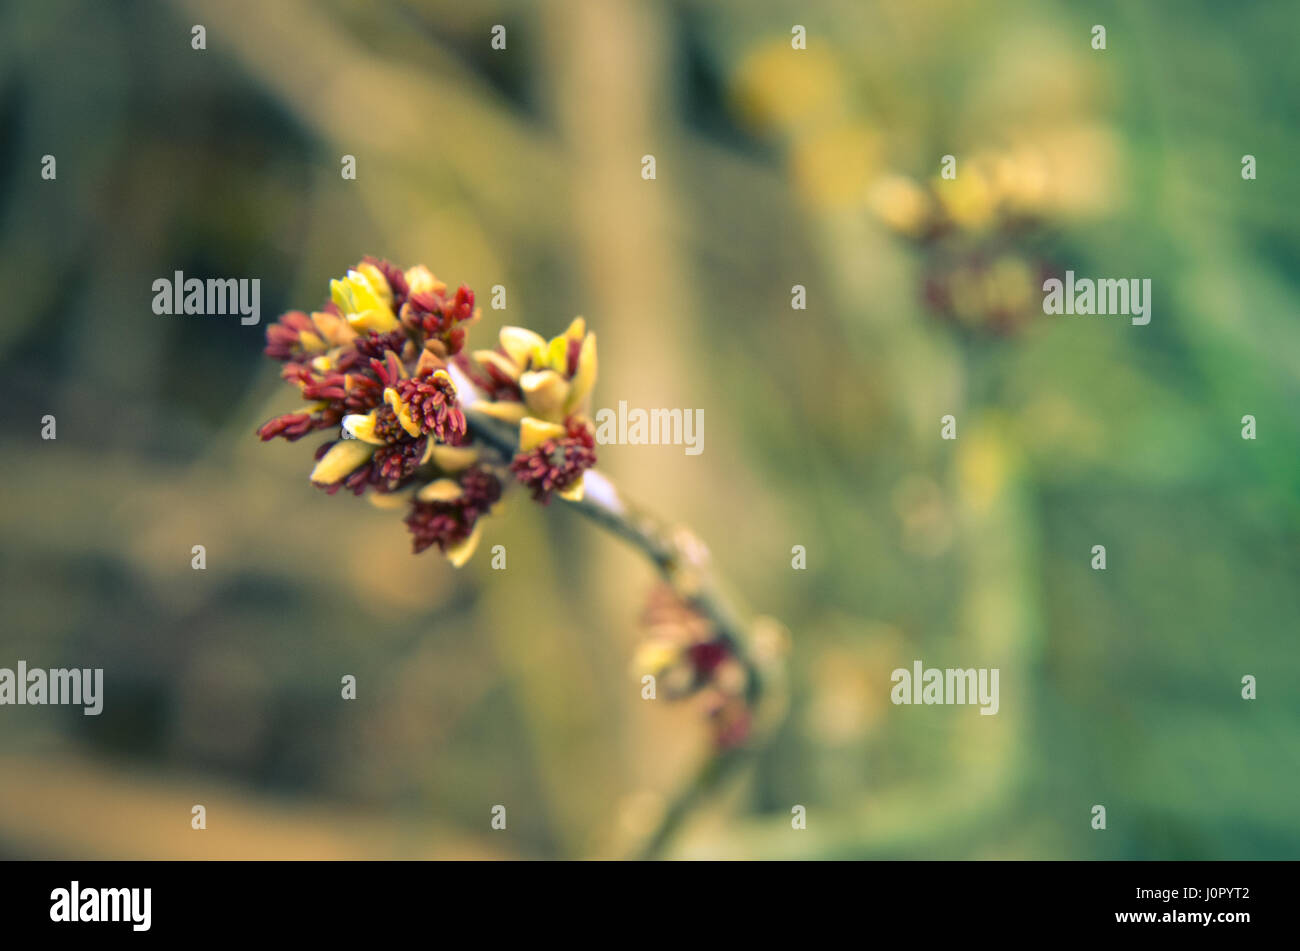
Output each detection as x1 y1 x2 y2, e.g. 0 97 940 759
466 410 780 855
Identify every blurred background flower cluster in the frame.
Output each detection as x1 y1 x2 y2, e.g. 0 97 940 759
1 0 1297 858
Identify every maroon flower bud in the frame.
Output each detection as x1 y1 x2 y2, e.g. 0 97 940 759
687 641 730 678
391 371 467 445
509 419 597 504
256 412 318 442
264 311 317 361
400 284 476 357
373 436 429 486
405 467 502 555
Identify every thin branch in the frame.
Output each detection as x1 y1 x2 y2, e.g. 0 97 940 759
466 410 779 856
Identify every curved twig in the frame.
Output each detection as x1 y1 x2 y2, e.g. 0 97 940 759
466 411 781 857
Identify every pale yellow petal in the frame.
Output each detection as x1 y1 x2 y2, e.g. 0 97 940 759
347 307 400 333
309 440 373 484
332 269 398 331
499 327 546 368
417 478 464 502
311 310 356 347
473 349 521 381
355 263 393 307
520 369 570 421
564 333 598 413
297 330 327 353
404 265 444 296
544 333 569 372
519 416 567 451
633 640 680 677
342 412 387 445
470 401 528 424
431 445 479 472
346 268 385 311
329 277 354 313
445 522 483 568
558 478 585 502
384 387 422 437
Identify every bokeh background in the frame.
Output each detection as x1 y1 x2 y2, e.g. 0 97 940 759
1 0 1297 859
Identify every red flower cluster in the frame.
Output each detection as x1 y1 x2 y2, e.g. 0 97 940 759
391 372 465 444
257 258 478 502
405 467 503 556
509 418 597 504
256 259 600 564
636 585 754 750
402 285 476 358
